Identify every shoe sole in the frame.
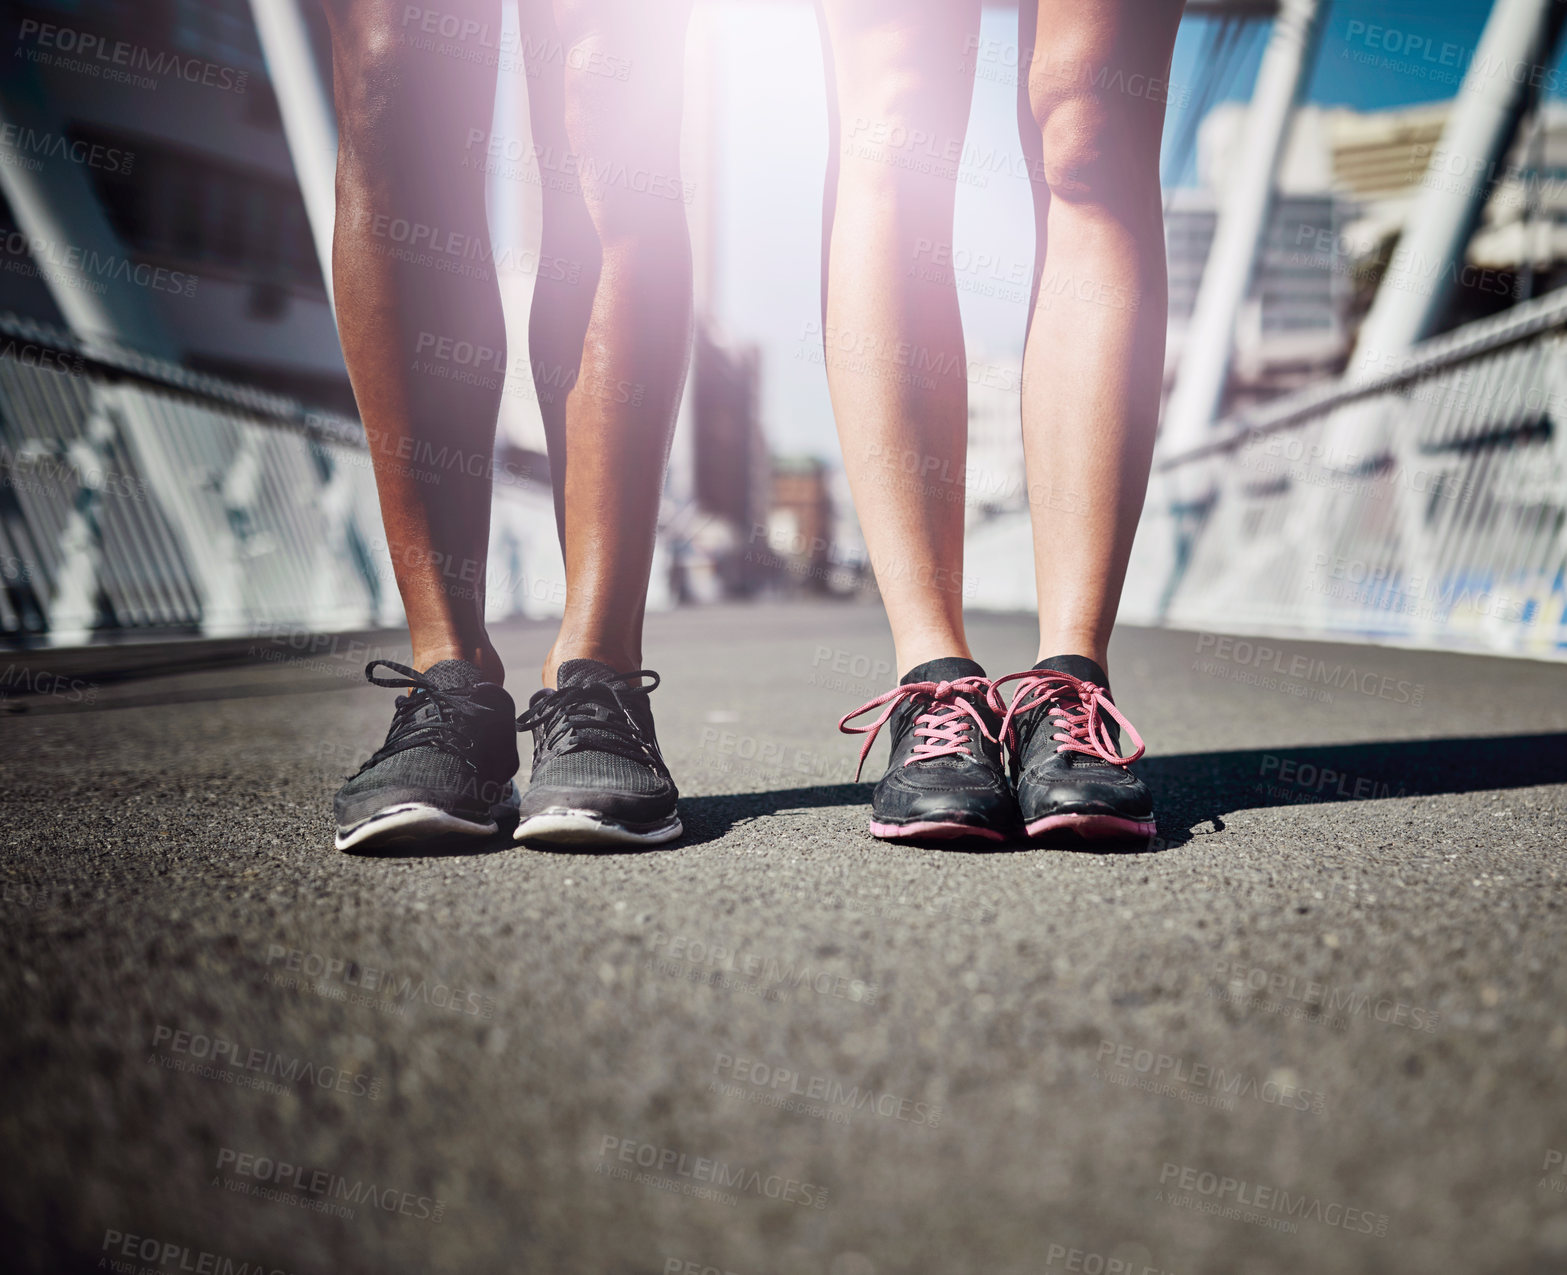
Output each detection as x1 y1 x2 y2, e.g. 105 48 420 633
514 809 683 847
335 782 520 853
1025 813 1157 842
335 804 498 852
868 819 1008 843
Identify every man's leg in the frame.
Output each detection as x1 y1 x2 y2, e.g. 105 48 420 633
322 0 521 852
817 0 981 679
521 0 695 688
322 0 506 681
508 0 692 847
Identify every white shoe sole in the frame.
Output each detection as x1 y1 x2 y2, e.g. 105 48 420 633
335 804 498 852
514 809 682 847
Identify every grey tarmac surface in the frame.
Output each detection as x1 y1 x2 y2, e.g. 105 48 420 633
3 601 1567 1275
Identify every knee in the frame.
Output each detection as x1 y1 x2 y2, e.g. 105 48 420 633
323 4 416 159
559 59 688 241
1032 91 1122 202
1028 53 1163 204
836 44 971 178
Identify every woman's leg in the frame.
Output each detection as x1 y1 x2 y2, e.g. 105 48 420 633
321 0 506 681
817 0 982 678
1017 0 1183 670
520 0 695 687
991 0 1181 847
822 0 1020 845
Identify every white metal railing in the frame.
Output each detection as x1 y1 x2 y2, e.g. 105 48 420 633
0 313 566 646
1136 285 1567 660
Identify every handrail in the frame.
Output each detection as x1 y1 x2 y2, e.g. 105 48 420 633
1157 284 1567 468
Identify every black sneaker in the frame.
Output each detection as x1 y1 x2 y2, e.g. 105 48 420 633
513 658 681 846
993 655 1154 844
334 659 521 852
837 656 1017 843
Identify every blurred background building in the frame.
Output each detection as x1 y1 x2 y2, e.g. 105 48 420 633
2 0 1565 661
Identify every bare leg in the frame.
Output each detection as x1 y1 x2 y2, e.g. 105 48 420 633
1018 0 1183 670
322 0 506 680
520 0 695 687
817 0 982 677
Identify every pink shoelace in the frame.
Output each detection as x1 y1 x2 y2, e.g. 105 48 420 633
837 677 1002 782
990 670 1146 766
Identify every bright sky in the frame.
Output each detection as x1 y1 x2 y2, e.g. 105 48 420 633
711 0 1567 457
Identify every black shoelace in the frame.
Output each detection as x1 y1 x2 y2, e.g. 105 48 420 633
353 660 497 775
516 670 663 765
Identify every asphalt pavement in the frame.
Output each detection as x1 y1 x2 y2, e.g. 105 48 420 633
4 601 1567 1275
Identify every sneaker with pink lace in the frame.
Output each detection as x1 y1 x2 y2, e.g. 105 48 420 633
992 655 1154 844
837 657 1018 842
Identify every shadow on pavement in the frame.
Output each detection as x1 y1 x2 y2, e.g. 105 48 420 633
1144 731 1567 850
675 782 871 849
342 734 1567 859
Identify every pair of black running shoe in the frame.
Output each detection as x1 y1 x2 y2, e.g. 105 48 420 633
332 652 1153 853
333 658 681 852
838 655 1155 845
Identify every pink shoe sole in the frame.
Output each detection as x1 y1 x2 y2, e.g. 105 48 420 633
1025 813 1156 842
867 819 1008 843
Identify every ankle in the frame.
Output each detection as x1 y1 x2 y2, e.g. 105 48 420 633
412 639 504 685
543 640 641 688
1035 639 1110 673
892 638 975 680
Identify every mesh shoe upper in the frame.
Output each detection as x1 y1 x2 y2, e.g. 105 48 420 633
515 659 677 823
334 659 520 829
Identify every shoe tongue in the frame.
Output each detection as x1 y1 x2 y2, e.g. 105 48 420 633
901 656 986 686
1034 654 1110 692
554 658 624 689
419 658 488 691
